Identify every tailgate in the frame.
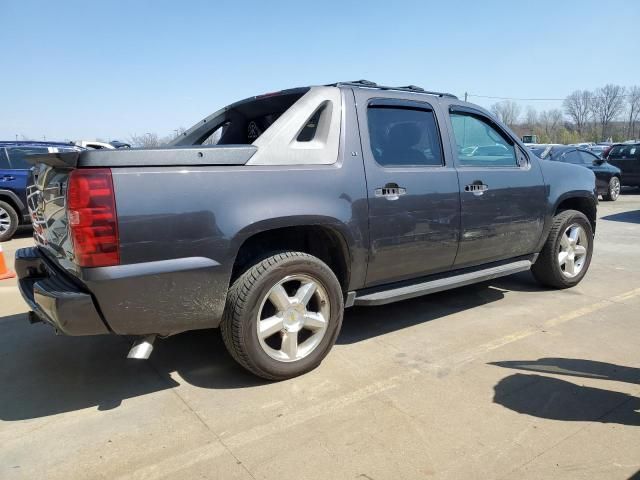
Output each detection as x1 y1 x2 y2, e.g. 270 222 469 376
26 150 81 274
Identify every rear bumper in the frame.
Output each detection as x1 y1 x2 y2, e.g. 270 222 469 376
15 247 110 335
16 246 225 337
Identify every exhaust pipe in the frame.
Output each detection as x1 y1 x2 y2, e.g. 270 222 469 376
127 334 156 360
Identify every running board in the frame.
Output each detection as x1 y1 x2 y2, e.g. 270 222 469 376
353 260 533 307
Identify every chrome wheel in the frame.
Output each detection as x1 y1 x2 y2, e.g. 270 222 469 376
609 177 620 200
558 224 589 278
0 207 10 235
256 274 330 362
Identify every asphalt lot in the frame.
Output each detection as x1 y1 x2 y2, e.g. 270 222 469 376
1 192 639 480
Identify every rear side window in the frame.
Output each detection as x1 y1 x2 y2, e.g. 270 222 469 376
297 105 326 142
450 112 517 167
6 147 48 169
367 107 444 167
578 150 598 165
561 150 583 165
608 145 639 159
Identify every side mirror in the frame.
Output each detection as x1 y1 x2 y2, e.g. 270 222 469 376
594 158 605 165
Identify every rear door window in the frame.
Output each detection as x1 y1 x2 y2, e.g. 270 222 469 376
0 149 9 169
7 147 48 169
608 145 639 159
366 106 444 167
450 112 517 167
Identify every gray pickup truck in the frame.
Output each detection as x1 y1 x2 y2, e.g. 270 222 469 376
16 80 598 380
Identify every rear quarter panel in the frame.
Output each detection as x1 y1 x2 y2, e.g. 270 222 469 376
104 158 368 332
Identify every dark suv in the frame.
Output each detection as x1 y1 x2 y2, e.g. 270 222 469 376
0 141 80 241
606 143 640 187
531 145 622 201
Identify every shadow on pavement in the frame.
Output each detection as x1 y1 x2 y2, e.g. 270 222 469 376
620 186 640 196
0 313 261 421
489 357 640 385
493 373 640 426
491 358 640 426
10 226 33 239
0 271 543 421
601 209 640 224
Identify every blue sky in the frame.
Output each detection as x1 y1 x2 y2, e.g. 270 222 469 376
1 0 638 141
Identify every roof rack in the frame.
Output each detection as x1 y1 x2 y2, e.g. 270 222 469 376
329 80 458 99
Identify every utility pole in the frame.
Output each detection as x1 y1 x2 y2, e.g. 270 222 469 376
464 92 468 102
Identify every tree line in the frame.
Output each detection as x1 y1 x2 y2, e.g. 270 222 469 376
490 84 640 144
129 84 640 148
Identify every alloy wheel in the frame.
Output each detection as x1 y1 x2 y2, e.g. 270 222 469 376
256 274 330 362
558 224 589 278
0 207 10 235
610 177 620 200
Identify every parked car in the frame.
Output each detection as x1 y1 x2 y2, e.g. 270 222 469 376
531 145 621 201
569 142 594 149
0 141 81 241
109 140 131 149
588 144 610 158
74 140 116 150
16 81 598 380
606 143 640 187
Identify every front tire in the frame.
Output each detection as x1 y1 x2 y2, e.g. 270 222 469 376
532 210 594 289
602 176 620 201
221 252 344 380
0 201 19 242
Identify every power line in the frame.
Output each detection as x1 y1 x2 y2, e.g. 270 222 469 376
468 94 564 101
467 92 638 102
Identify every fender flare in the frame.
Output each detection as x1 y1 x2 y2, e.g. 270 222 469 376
0 189 26 213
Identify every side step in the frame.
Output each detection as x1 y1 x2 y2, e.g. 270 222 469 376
353 260 533 307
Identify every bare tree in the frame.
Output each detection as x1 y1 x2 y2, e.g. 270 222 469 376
626 86 640 139
525 107 538 128
591 84 626 140
563 90 592 134
490 100 521 128
129 133 160 148
539 109 564 141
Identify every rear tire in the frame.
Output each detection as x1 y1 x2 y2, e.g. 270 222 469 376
532 210 593 289
602 176 620 201
0 201 19 242
220 252 344 380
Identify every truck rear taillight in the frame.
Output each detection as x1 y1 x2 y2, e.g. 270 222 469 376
67 168 120 267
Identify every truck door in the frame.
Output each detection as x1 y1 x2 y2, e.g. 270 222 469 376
353 90 461 287
0 147 30 220
445 105 546 268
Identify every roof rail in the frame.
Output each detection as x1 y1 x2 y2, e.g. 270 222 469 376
329 80 458 99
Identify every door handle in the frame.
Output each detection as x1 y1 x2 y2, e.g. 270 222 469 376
0 175 15 181
375 183 406 201
464 183 488 196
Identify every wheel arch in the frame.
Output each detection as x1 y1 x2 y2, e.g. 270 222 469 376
553 193 597 232
230 219 354 292
0 189 26 215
